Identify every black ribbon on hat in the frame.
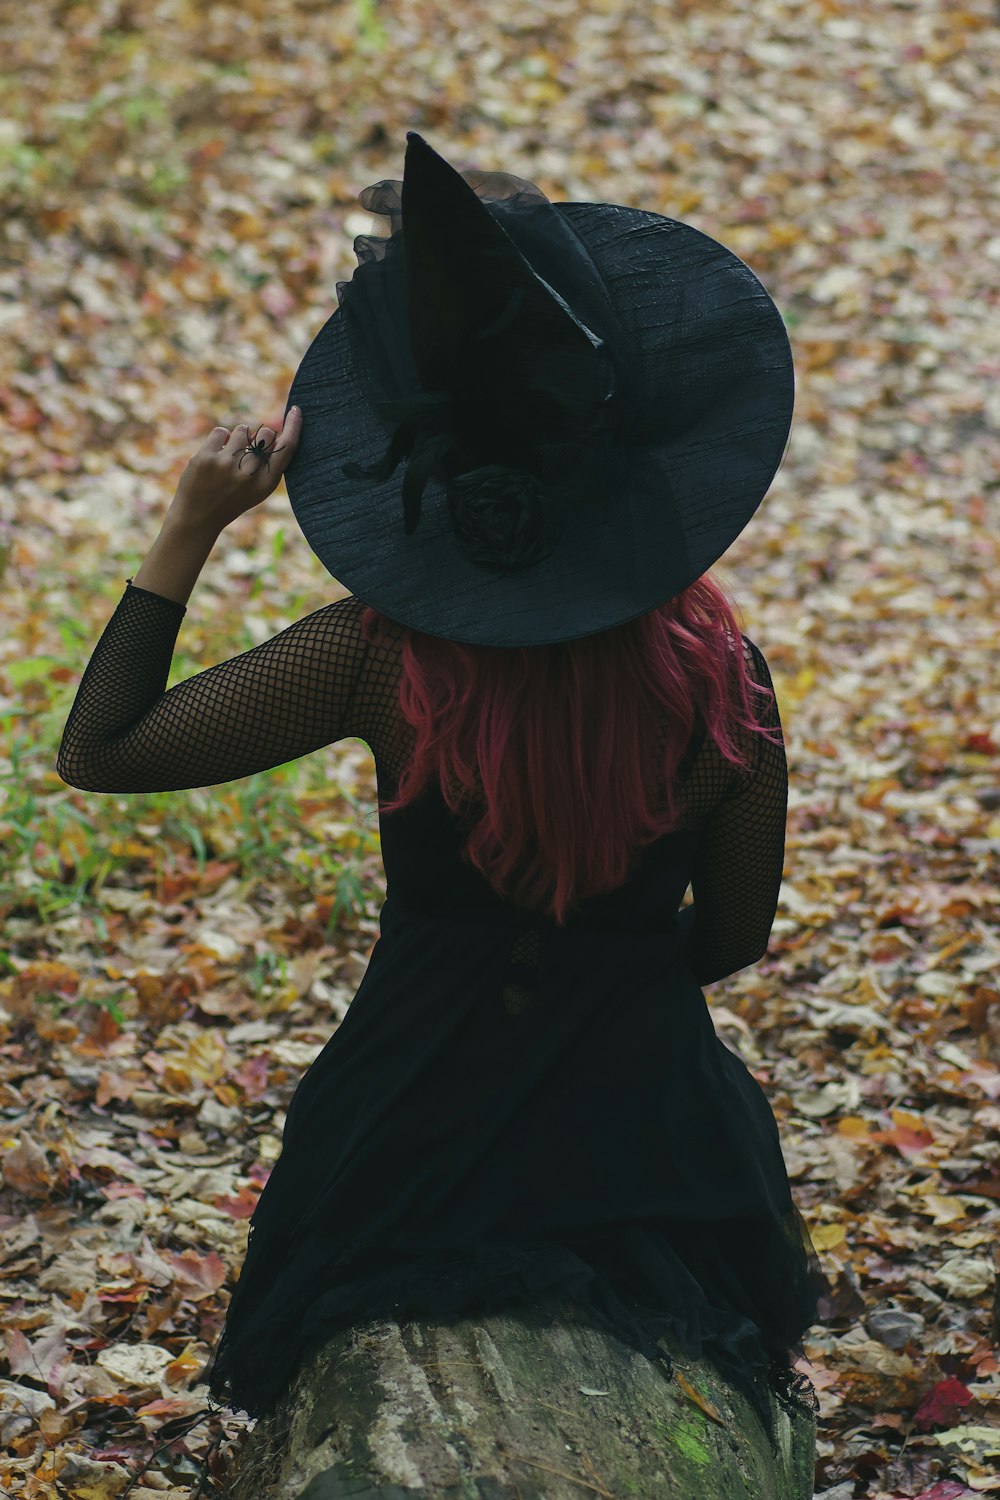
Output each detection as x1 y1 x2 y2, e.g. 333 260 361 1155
341 392 560 570
342 390 457 536
341 274 562 566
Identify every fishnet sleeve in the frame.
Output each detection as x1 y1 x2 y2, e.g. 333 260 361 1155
56 581 375 793
677 637 788 986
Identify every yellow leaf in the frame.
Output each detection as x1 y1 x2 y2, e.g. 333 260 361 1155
525 80 564 106
674 191 703 215
162 1064 193 1093
768 223 802 248
811 1223 847 1250
107 838 159 860
909 1190 967 1225
184 1030 228 1084
165 1345 205 1386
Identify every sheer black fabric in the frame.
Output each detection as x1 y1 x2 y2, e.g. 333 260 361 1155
57 581 827 1446
56 583 790 986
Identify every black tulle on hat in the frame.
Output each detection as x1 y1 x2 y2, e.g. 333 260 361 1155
283 132 793 647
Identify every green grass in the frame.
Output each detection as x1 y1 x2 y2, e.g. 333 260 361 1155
0 606 384 938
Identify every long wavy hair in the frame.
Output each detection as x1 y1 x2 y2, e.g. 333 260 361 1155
360 572 779 925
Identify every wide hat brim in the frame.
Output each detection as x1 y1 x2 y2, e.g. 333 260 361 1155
283 146 794 647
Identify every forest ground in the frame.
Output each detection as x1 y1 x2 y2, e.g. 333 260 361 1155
0 0 998 1494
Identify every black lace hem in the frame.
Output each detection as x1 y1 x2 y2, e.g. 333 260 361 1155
201 1231 822 1455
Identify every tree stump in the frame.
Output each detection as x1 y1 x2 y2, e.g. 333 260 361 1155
227 1295 815 1499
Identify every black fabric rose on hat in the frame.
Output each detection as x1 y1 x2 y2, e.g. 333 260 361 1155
446 465 561 571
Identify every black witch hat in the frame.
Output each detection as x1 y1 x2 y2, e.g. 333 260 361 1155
283 132 794 647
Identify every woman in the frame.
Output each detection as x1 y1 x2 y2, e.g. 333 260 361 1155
58 133 827 1446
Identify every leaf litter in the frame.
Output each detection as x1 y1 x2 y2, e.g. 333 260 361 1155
1 0 999 1494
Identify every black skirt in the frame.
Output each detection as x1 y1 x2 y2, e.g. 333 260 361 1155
203 837 826 1448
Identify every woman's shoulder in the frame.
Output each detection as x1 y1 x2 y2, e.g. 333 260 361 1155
736 631 775 687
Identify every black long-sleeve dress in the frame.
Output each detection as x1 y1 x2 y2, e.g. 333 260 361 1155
57 580 827 1443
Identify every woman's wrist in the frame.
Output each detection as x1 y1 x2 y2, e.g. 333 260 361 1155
130 503 221 606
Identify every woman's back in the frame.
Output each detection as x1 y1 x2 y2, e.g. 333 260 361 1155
341 596 788 984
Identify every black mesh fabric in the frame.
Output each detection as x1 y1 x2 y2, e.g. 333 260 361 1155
56 582 789 987
56 580 826 1446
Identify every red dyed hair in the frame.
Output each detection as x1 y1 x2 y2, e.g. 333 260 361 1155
360 573 779 925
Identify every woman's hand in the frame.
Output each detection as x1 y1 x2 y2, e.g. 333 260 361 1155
169 406 303 534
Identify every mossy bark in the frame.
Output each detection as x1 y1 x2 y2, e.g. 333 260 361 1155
228 1295 815 1499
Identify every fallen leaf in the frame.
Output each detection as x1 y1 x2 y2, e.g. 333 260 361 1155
95 1342 174 1386
915 1377 975 1433
1 1137 59 1197
162 1247 228 1300
932 1257 995 1300
674 1368 728 1427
